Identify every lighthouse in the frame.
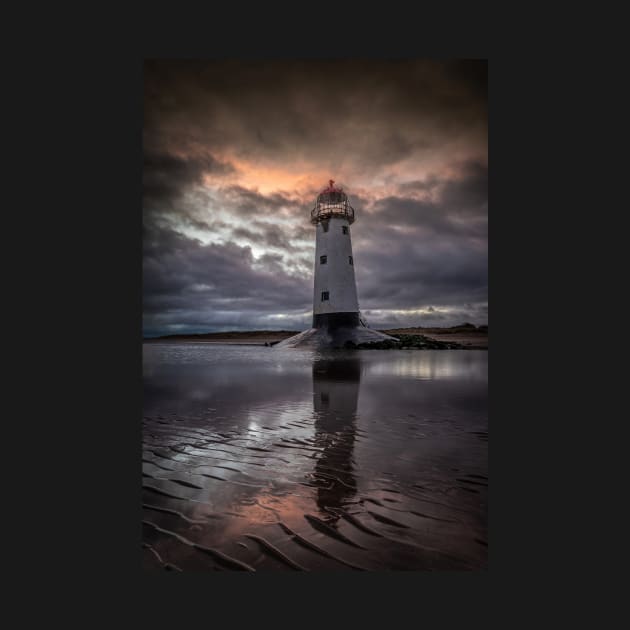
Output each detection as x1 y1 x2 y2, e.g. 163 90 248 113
277 180 397 348
311 180 360 330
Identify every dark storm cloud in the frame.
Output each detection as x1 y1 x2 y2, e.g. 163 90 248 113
144 59 487 172
143 222 312 334
398 175 442 195
143 59 487 334
231 222 298 252
366 161 488 239
143 150 235 207
220 186 300 218
356 240 487 307
144 224 308 307
368 196 487 239
346 162 487 325
440 161 489 211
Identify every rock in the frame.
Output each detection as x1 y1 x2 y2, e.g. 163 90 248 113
337 333 465 350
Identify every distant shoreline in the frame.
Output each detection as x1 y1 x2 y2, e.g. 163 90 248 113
143 324 488 349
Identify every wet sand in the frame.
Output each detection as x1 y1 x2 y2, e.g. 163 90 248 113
143 345 488 571
144 331 293 346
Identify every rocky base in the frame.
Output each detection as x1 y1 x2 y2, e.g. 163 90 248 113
274 330 470 350
274 326 398 349
344 334 466 350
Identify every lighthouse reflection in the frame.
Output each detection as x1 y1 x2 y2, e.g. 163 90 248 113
311 354 361 516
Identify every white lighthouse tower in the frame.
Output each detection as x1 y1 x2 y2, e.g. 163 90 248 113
312 180 360 330
277 180 397 348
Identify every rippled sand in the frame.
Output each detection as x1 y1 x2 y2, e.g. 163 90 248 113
142 345 488 571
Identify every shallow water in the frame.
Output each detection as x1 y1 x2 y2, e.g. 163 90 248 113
142 343 488 571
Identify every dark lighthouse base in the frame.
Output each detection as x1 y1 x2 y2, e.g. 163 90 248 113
312 312 361 330
276 311 398 349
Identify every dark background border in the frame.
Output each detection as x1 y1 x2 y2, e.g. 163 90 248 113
25 6 574 616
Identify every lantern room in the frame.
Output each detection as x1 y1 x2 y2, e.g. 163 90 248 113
310 180 355 225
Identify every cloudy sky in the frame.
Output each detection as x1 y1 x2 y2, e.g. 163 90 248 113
143 59 487 336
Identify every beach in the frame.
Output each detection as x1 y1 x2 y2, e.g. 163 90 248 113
143 343 488 571
143 325 488 349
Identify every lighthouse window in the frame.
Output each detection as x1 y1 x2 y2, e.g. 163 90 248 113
321 291 329 301
349 256 353 265
320 255 327 264
342 226 348 235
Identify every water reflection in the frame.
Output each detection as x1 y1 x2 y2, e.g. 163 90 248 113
312 355 360 515
142 345 488 570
